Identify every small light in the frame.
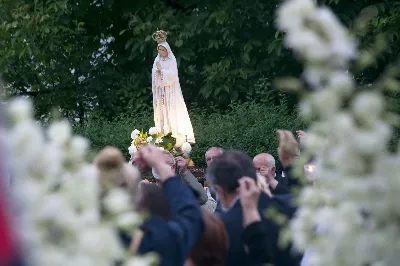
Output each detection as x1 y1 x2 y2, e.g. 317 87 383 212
304 164 317 181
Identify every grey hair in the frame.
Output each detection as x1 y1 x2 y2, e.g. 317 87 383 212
266 155 276 168
205 147 224 157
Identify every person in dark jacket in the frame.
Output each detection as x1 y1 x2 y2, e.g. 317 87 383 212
135 182 229 266
207 149 302 266
132 145 204 266
239 176 272 266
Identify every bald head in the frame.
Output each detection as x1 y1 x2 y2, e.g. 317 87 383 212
205 147 223 167
253 153 275 172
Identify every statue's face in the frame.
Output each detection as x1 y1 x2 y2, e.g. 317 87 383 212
157 46 168 57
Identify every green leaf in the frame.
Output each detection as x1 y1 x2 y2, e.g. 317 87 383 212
231 90 239 101
139 43 145 53
130 42 141 54
19 47 26 59
175 40 183 47
125 38 135 50
31 84 40 91
267 42 275 54
243 53 250 63
181 53 190 61
119 29 127 36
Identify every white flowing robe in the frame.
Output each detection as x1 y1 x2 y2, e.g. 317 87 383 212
152 42 195 143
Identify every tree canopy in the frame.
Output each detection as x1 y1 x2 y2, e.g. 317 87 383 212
0 0 399 121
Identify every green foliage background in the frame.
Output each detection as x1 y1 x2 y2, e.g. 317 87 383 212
74 101 304 167
0 0 399 156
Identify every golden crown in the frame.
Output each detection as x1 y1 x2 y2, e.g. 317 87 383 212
152 30 168 44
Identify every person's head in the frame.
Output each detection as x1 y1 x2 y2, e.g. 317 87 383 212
136 182 170 220
94 146 141 218
253 153 276 179
157 45 168 57
205 147 223 167
186 210 229 266
94 146 141 189
207 150 257 209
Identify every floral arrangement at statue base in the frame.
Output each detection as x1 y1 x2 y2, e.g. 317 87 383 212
128 127 194 183
128 127 192 158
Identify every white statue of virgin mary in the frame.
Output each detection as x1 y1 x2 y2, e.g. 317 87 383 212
151 30 195 144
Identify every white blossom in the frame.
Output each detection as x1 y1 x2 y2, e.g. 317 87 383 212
146 136 153 143
148 126 157 135
36 247 67 266
69 136 89 159
103 188 132 215
128 144 137 155
117 212 142 231
47 120 72 145
126 256 158 266
5 97 151 266
277 0 400 265
131 129 140 139
155 137 163 144
37 143 64 178
181 142 192 154
352 91 384 127
350 122 391 157
8 120 44 167
7 97 33 122
303 67 328 89
78 226 123 259
63 255 94 266
277 0 315 31
328 71 355 97
311 89 340 117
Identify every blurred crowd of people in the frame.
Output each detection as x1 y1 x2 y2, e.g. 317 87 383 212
123 129 309 266
0 129 312 266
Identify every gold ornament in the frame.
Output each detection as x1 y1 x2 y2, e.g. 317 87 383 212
152 30 168 44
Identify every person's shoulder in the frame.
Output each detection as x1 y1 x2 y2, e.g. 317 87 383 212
142 214 169 232
220 202 242 223
258 192 275 207
268 194 297 218
139 215 171 251
273 194 295 209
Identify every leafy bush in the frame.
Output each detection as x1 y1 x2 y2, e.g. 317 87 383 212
189 101 304 167
74 101 305 167
74 112 154 156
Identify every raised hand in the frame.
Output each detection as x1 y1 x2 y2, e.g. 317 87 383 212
277 130 298 168
239 177 260 210
239 177 261 227
156 61 161 71
175 156 188 175
296 130 307 140
133 145 174 182
259 166 270 178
